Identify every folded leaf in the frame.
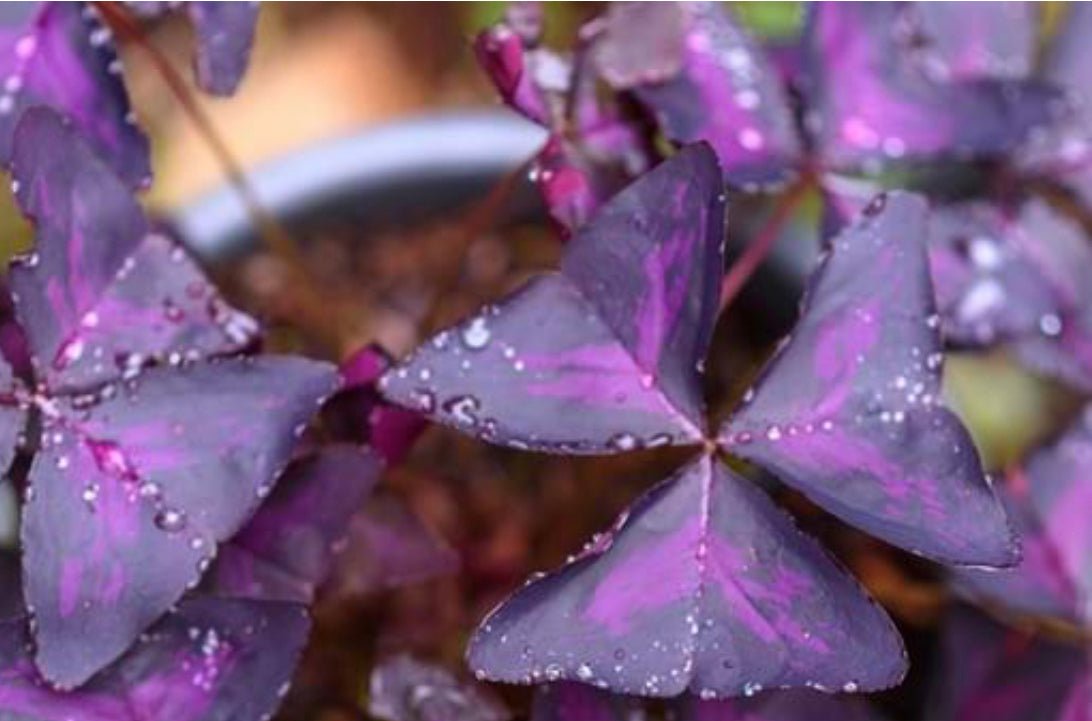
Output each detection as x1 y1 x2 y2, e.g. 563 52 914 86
721 192 1016 567
468 454 905 698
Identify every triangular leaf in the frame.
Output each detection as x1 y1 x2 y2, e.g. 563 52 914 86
720 191 1015 566
468 454 905 698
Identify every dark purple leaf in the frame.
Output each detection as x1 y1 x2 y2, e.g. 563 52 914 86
927 199 1092 349
593 2 802 188
325 492 458 599
0 596 309 721
899 3 1035 82
368 654 510 721
186 2 260 96
381 145 724 453
22 356 339 688
953 407 1092 626
531 682 645 721
468 454 905 698
930 606 1090 721
720 192 1016 567
802 3 1063 172
208 444 382 604
8 107 259 392
0 3 149 188
676 688 887 721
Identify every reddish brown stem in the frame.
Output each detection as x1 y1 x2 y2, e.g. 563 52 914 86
93 1 351 356
719 179 810 313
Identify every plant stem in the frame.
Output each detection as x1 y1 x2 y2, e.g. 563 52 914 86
93 1 350 356
718 177 810 313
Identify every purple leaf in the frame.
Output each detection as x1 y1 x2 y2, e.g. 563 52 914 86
381 144 724 453
1042 4 1092 123
953 407 1092 626
368 654 510 721
676 689 887 721
720 192 1016 567
8 107 259 392
593 2 802 188
22 356 339 688
802 3 1063 171
186 2 260 96
325 492 458 598
531 683 645 721
0 596 309 721
931 606 1090 721
208 444 382 604
468 454 905 698
0 3 150 188
927 199 1092 349
899 3 1036 82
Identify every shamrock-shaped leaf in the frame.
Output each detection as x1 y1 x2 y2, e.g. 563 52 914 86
0 3 149 188
930 606 1090 721
899 3 1035 83
593 2 802 189
381 144 724 452
802 3 1061 172
208 444 382 604
469 454 905 697
3 107 339 687
368 655 510 721
676 688 887 721
9 107 259 392
531 683 645 721
721 193 1016 567
953 406 1092 627
0 596 309 721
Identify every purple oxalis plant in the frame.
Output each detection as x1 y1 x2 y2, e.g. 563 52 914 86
0 106 339 689
380 144 1016 698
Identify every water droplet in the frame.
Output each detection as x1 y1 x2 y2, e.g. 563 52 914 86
843 680 859 692
766 425 782 441
460 317 491 350
442 395 480 426
608 433 638 451
155 508 187 533
863 193 887 217
576 663 593 680
1039 313 1062 337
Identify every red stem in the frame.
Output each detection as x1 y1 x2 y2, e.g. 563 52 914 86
719 178 810 313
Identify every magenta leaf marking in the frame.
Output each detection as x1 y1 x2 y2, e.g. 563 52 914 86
381 145 724 452
0 596 309 721
468 454 905 698
802 3 1064 171
593 2 802 188
721 192 1016 567
9 107 259 392
22 356 339 688
0 3 149 188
